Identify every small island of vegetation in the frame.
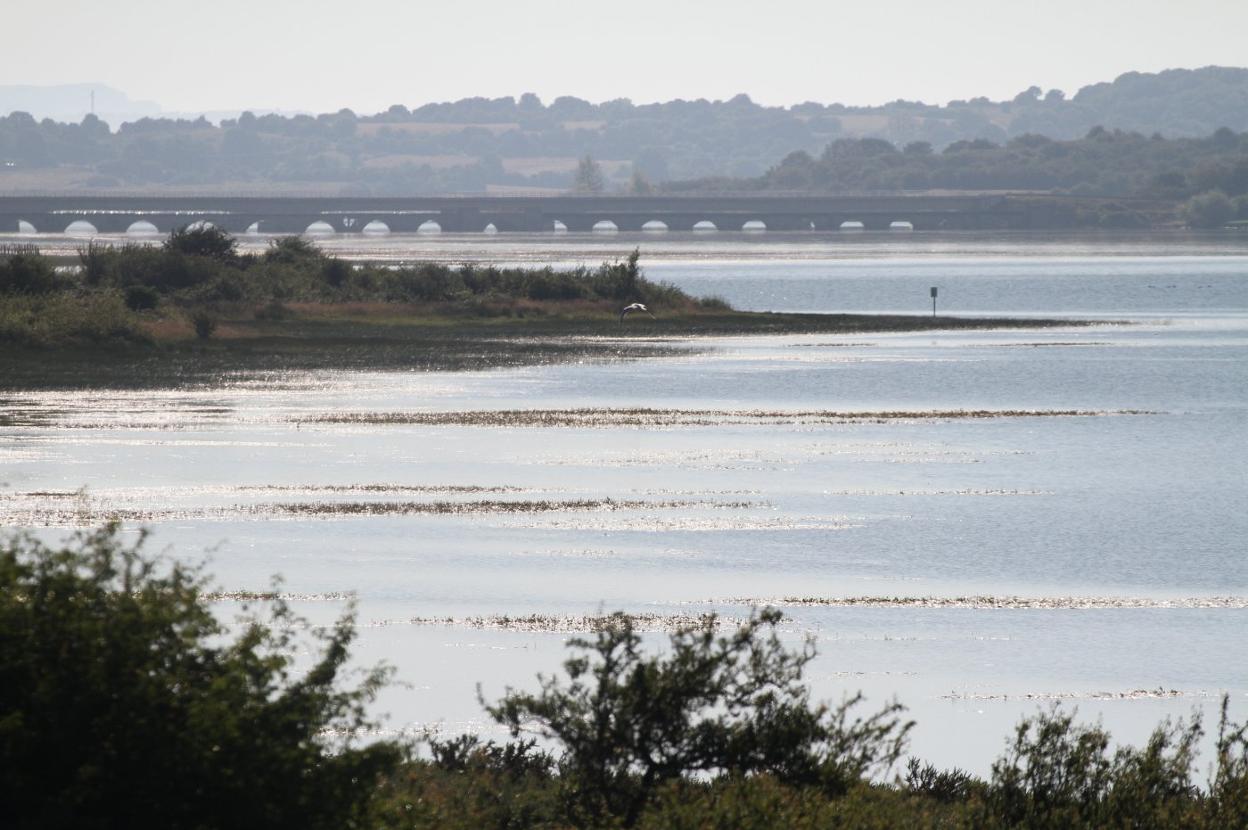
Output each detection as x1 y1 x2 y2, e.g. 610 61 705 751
0 226 1087 388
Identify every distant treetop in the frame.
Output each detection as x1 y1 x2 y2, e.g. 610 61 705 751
2 66 1247 195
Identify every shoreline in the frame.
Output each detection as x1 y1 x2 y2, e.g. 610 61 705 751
8 228 1248 267
0 310 1099 390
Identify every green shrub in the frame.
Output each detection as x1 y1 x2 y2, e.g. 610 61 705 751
79 242 110 286
484 608 912 826
0 292 145 347
1211 696 1248 827
0 253 62 295
904 758 980 804
988 706 1208 828
123 284 160 311
164 223 239 261
698 294 732 311
189 273 248 303
0 524 401 830
191 309 217 339
428 735 556 779
264 235 323 265
78 244 221 292
324 257 352 288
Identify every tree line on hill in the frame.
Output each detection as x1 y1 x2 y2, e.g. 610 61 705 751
664 126 1248 227
2 67 1248 194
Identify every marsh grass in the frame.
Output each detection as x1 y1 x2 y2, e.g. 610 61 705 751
1 496 749 526
725 595 1248 609
202 589 356 602
301 407 1149 428
397 612 740 633
941 689 1204 702
262 497 699 517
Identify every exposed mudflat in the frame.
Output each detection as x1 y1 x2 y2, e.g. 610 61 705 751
299 407 1148 428
389 612 739 633
724 595 1248 610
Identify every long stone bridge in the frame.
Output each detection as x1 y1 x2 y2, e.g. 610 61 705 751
0 193 1090 235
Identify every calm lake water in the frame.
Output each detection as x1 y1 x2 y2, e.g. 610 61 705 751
3 231 1247 773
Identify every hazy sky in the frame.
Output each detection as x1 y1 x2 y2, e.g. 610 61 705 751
4 0 1247 114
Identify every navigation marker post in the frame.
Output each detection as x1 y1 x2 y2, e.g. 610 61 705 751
930 286 938 317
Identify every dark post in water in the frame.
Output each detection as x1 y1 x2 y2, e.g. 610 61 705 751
930 286 938 317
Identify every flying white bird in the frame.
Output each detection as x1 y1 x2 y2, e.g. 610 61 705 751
619 302 655 323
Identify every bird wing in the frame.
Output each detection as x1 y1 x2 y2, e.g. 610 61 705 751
620 304 653 323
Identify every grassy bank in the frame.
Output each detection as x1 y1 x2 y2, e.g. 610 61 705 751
0 309 1088 390
0 227 1092 388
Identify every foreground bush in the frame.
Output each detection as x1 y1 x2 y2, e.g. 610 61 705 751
5 524 1247 829
381 702 1248 829
380 614 1248 829
0 524 402 830
483 609 912 826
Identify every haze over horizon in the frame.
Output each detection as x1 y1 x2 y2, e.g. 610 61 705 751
3 0 1247 117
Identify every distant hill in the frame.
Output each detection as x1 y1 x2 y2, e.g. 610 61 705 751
0 84 162 126
2 67 1247 194
1005 67 1248 139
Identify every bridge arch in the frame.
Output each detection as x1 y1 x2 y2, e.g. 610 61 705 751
417 220 441 234
592 220 618 233
126 220 160 236
642 220 669 232
17 219 37 235
65 220 98 236
742 219 767 232
362 220 391 235
305 221 335 235
692 220 717 232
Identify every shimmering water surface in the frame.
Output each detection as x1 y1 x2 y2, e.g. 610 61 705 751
3 232 1247 772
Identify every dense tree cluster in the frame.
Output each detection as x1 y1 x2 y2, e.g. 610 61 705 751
3 67 1248 193
670 127 1248 207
